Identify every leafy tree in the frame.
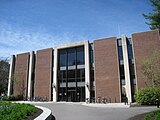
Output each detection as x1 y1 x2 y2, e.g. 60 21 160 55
0 58 9 95
141 48 160 87
143 0 160 30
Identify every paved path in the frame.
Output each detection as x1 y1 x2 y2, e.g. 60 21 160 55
27 102 157 120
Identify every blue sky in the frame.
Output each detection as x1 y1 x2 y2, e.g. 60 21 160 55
0 0 152 57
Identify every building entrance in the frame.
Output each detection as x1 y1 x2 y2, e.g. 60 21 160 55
67 89 76 102
58 46 86 102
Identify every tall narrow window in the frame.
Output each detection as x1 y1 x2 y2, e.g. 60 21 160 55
77 46 84 65
59 49 66 67
68 48 76 66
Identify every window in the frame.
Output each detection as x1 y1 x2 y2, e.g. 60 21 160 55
68 48 76 66
89 44 94 64
58 46 85 102
118 39 122 46
118 46 123 60
77 46 84 65
59 50 66 67
127 45 133 59
68 70 76 82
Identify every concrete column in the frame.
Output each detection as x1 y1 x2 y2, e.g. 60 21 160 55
84 41 90 101
27 51 34 100
121 35 132 103
7 55 15 96
53 48 58 102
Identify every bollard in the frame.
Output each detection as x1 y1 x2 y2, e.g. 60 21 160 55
156 99 159 108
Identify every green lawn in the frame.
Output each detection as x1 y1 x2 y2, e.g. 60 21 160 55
144 109 160 120
0 101 36 120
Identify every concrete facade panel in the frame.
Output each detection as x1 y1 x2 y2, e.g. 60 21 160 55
94 37 121 103
13 53 30 99
35 48 53 101
132 30 160 89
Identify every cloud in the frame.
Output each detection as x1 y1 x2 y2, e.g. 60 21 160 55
0 22 89 58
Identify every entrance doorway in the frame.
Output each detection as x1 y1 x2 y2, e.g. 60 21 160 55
67 90 76 102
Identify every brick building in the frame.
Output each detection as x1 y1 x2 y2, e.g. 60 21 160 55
7 30 160 103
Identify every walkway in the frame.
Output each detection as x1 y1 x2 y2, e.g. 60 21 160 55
21 102 158 120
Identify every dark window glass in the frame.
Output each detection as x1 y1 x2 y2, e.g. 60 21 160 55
118 46 123 60
77 69 85 78
127 45 133 59
77 46 84 65
77 87 85 102
58 87 67 101
90 50 94 64
59 71 67 82
68 70 75 79
118 39 122 46
68 70 75 82
68 48 76 66
90 69 94 82
129 59 135 76
120 65 125 77
89 44 94 64
59 50 66 67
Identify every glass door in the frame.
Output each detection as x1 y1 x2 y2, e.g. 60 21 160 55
67 89 76 102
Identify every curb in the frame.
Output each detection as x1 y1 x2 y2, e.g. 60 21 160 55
34 105 53 120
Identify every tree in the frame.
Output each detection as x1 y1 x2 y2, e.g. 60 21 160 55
143 0 160 30
0 58 9 95
141 48 160 87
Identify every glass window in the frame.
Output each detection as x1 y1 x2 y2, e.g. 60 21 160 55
89 44 94 64
120 65 125 77
118 46 123 60
68 70 75 79
77 69 85 78
58 70 67 82
77 46 84 65
68 70 76 82
127 44 133 59
118 39 122 46
59 50 66 67
68 48 76 66
121 79 125 85
90 69 94 82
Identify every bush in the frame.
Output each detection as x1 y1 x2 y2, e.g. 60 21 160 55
144 110 160 120
134 87 160 105
2 94 23 101
0 101 36 120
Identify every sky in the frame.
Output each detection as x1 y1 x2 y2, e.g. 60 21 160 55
0 0 153 58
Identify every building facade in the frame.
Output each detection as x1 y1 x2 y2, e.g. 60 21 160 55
7 30 160 103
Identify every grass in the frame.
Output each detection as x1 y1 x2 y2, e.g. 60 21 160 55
144 109 160 120
0 101 36 120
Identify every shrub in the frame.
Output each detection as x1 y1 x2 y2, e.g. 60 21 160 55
134 87 160 105
144 110 160 120
2 94 23 101
0 101 36 120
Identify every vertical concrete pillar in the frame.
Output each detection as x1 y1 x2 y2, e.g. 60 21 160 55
27 51 34 100
53 48 58 102
7 55 15 96
84 41 90 101
121 35 132 103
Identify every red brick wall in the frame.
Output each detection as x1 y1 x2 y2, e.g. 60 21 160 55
34 48 53 101
94 37 121 103
13 53 30 99
132 30 160 89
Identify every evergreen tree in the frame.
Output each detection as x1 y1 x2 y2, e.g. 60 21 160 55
143 0 160 30
0 58 9 95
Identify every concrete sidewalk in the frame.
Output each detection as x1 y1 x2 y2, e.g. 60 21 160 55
18 101 158 120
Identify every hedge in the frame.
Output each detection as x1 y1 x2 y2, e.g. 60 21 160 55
2 94 23 101
0 101 36 120
134 87 160 105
